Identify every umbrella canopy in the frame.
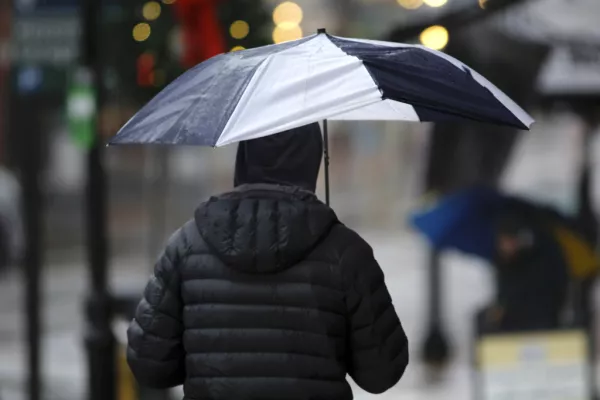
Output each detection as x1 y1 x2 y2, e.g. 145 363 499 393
410 185 599 278
109 31 533 147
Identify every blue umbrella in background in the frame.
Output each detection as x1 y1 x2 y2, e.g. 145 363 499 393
411 186 503 260
410 185 598 276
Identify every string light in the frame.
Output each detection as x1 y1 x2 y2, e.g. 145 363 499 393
397 0 423 10
419 25 449 50
273 25 303 44
230 20 250 40
273 2 303 30
423 0 447 7
133 23 151 42
143 1 161 21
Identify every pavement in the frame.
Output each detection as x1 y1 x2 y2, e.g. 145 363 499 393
0 230 495 400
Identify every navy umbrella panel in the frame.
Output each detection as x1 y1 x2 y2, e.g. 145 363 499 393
110 32 533 147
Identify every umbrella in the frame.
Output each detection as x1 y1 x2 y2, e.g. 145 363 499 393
410 185 599 279
109 30 534 203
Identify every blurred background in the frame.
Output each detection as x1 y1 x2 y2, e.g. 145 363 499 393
0 0 599 399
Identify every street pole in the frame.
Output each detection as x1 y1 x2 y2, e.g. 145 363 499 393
80 0 116 399
421 249 450 367
17 92 44 400
10 2 44 399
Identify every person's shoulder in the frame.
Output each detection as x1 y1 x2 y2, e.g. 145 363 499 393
329 223 374 261
163 220 205 260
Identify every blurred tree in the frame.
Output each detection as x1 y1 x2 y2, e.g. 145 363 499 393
101 1 183 104
105 0 271 105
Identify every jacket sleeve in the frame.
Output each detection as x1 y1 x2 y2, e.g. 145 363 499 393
342 234 409 394
127 230 186 389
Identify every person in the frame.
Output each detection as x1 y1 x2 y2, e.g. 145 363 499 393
478 212 569 333
126 123 409 400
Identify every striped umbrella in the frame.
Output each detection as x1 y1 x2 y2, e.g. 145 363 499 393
109 30 534 202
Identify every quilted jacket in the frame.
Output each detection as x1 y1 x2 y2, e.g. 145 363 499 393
128 123 408 399
127 184 408 399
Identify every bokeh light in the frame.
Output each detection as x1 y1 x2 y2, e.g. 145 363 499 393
273 2 303 30
230 20 250 40
133 23 152 42
419 25 449 50
162 0 176 4
231 46 246 52
137 52 155 68
142 1 161 21
272 25 303 44
423 0 448 7
479 0 487 8
397 0 423 10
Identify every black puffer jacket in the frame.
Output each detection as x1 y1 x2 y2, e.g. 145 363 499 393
127 185 408 399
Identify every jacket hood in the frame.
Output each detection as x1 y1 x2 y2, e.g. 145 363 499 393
234 123 323 192
194 184 338 274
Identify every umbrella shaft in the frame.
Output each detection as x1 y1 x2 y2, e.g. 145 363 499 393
323 120 330 206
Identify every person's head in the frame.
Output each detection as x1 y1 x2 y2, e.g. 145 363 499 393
495 212 533 260
497 233 520 259
233 123 323 192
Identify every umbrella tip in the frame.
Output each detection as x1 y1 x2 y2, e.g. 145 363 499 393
317 28 327 34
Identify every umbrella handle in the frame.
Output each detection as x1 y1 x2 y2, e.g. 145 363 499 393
323 120 330 206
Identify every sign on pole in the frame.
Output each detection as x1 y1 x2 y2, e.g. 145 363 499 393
66 67 96 149
11 15 80 66
538 45 600 97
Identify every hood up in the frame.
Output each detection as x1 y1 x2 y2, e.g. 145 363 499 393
195 185 337 273
233 123 323 192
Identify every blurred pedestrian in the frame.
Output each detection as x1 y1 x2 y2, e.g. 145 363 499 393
479 212 569 332
127 123 409 399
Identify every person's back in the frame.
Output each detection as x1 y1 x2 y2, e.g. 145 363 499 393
127 124 409 399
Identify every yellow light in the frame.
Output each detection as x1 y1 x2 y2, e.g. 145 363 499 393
272 25 303 44
397 0 423 9
133 23 151 42
419 25 449 50
230 20 250 40
478 0 487 8
143 1 161 21
231 46 246 52
162 0 176 4
273 2 303 28
423 0 447 7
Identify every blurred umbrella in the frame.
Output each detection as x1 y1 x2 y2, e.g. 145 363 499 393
411 185 600 278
